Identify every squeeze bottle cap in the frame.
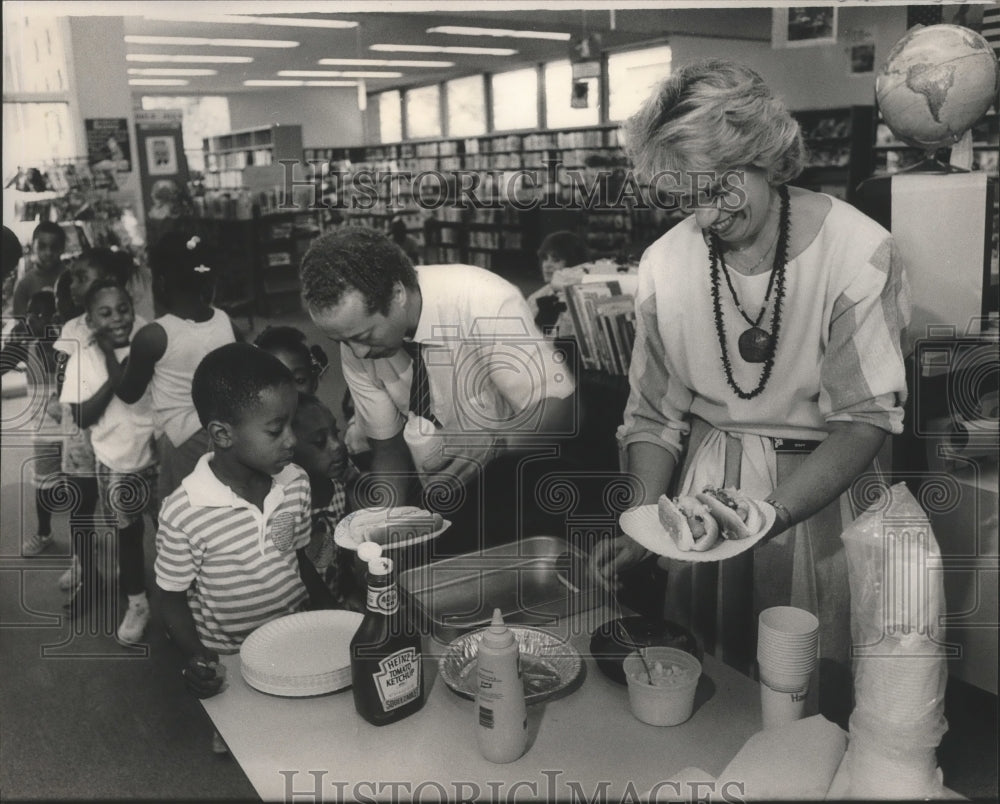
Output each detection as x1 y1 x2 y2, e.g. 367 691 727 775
482 607 515 648
357 541 391 575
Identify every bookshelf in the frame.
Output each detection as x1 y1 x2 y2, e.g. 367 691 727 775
254 209 324 316
202 124 304 191
791 106 875 204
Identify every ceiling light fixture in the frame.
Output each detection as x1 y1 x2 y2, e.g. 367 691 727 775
318 58 454 68
125 35 298 48
370 44 517 56
244 79 305 86
426 26 571 41
306 81 358 87
127 68 218 76
143 14 356 29
278 70 403 79
126 54 254 64
129 79 190 86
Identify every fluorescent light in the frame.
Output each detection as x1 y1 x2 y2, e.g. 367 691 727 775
129 79 190 86
128 68 218 76
127 54 254 64
370 44 517 56
427 26 571 41
318 58 454 68
244 80 304 86
144 14 356 29
125 35 298 49
306 81 358 87
278 70 403 79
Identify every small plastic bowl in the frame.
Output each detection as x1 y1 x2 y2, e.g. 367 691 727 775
623 646 702 726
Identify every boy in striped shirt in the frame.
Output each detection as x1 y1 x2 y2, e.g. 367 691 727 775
155 343 333 699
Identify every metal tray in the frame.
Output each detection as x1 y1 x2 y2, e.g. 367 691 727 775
398 536 601 645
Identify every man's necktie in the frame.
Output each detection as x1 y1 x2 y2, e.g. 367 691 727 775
402 340 441 428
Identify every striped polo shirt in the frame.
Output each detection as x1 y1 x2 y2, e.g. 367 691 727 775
155 454 312 653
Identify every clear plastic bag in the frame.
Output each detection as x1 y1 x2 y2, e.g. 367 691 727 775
839 482 948 799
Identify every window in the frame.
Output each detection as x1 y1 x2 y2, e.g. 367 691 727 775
2 102 74 180
2 16 74 186
140 96 231 174
608 45 671 122
379 91 402 143
445 75 486 137
544 60 599 129
491 68 538 131
405 85 442 139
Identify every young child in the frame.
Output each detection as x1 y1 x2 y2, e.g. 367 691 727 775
51 248 144 601
525 230 590 337
59 278 158 643
290 393 362 611
253 325 328 396
0 291 62 555
11 221 65 317
112 232 237 502
154 343 333 699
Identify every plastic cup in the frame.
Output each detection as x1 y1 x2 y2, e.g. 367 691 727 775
759 606 819 639
760 680 808 729
758 666 813 693
757 606 819 687
623 647 701 727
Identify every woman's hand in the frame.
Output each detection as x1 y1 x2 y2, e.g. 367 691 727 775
589 535 650 593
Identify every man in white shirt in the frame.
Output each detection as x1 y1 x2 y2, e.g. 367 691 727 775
300 227 577 553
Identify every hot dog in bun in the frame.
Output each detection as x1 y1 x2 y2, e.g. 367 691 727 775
694 486 764 540
657 494 720 552
348 506 444 548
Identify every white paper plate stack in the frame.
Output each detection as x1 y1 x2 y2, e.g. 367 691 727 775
240 610 363 697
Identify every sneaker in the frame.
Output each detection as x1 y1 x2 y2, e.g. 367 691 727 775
117 597 150 644
23 533 54 556
58 555 81 591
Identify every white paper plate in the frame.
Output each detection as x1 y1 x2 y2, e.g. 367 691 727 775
333 507 451 552
619 501 776 563
240 610 363 697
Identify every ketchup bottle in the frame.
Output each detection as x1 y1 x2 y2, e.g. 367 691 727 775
350 542 425 726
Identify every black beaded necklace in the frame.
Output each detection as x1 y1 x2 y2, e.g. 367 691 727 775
708 184 790 399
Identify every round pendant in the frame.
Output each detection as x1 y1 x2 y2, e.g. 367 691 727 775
738 326 772 363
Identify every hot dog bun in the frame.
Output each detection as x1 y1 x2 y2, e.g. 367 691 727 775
658 494 720 552
695 487 764 540
349 506 444 548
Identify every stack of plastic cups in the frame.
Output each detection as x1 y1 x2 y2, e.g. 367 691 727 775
756 606 819 729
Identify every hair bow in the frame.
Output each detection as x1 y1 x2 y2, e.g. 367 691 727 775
186 235 200 250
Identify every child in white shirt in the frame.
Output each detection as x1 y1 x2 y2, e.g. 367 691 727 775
60 278 159 643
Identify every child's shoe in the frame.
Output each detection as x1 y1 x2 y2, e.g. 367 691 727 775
117 594 150 644
58 555 81 591
23 533 54 556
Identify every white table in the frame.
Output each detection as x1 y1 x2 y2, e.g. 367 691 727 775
202 606 765 802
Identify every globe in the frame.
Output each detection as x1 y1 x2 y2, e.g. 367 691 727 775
876 24 999 152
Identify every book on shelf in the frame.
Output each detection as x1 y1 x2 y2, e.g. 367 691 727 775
593 296 637 376
564 280 632 374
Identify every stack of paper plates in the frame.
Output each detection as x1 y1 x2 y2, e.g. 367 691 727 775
240 610 363 697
